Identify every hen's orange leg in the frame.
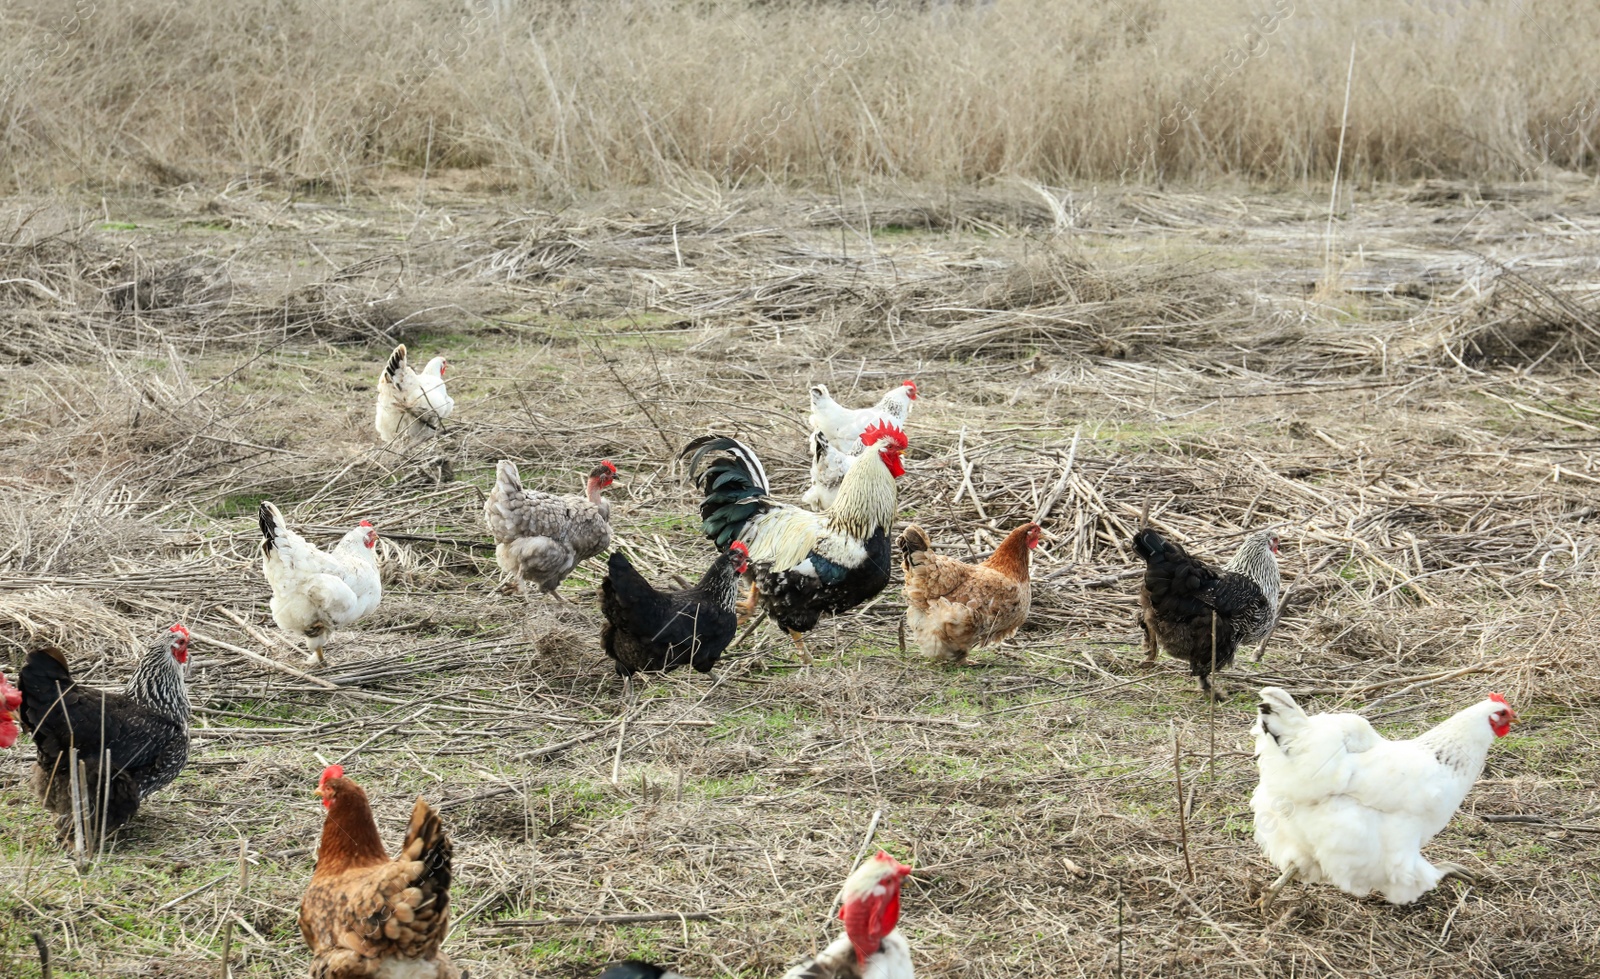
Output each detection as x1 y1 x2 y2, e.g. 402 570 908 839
786 629 814 666
735 582 761 625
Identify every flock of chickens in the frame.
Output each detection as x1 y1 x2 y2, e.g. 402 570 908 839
0 343 1522 978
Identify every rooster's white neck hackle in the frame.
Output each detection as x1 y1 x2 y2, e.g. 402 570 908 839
827 446 899 540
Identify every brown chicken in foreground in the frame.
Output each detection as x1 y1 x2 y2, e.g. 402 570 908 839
300 765 458 979
899 521 1040 664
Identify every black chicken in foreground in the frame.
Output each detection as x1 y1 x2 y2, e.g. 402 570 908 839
18 623 194 842
597 964 688 979
600 542 750 676
1133 528 1280 698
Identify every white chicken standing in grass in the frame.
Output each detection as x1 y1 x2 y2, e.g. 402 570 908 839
258 502 382 665
375 343 454 443
803 380 916 510
1251 686 1518 908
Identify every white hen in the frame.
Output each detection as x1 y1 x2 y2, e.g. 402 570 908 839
808 381 916 449
1251 687 1518 907
375 344 454 443
259 502 382 665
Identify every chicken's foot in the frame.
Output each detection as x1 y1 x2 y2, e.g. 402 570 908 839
735 582 761 624
1136 609 1158 665
1259 866 1297 911
1435 862 1478 886
787 629 814 666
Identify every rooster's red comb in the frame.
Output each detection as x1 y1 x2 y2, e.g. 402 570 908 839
169 623 190 639
729 541 749 557
601 459 617 474
860 421 908 451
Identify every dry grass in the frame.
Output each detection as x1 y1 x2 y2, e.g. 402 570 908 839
2 1 1600 192
0 177 1598 978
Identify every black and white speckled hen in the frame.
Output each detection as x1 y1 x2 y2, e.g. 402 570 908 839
600 542 749 677
1133 528 1280 697
18 623 193 842
485 458 616 597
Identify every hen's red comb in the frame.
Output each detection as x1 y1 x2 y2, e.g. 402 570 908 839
359 520 373 528
860 421 908 450
319 764 345 788
901 380 918 397
1489 692 1508 706
600 459 617 474
729 541 749 556
169 623 190 638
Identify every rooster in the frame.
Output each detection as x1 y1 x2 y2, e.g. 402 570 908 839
484 459 616 597
683 422 907 663
598 851 914 979
1131 528 1280 697
600 542 749 677
808 381 917 448
899 522 1039 665
17 624 192 843
260 502 382 666
300 765 458 979
375 343 454 443
1252 687 1518 907
783 850 915 979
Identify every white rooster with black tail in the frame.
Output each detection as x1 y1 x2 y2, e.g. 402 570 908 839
1252 687 1518 907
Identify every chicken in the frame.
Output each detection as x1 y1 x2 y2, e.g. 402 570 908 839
17 624 192 843
301 765 458 979
808 381 917 449
260 502 382 666
484 459 616 597
801 429 857 511
0 670 20 749
375 343 454 443
596 965 688 979
1252 687 1518 907
899 522 1039 665
783 850 915 979
683 421 908 663
598 851 914 979
1131 528 1279 697
600 542 749 677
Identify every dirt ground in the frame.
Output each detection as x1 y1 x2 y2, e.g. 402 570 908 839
1 174 1598 978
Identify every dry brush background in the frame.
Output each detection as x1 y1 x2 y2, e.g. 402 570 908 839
1 0 1599 191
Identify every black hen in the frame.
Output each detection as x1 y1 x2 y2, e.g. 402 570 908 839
600 543 748 676
1132 528 1278 697
596 963 688 979
18 625 193 843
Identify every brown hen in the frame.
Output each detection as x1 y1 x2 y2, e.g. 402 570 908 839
299 766 458 979
899 521 1039 664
